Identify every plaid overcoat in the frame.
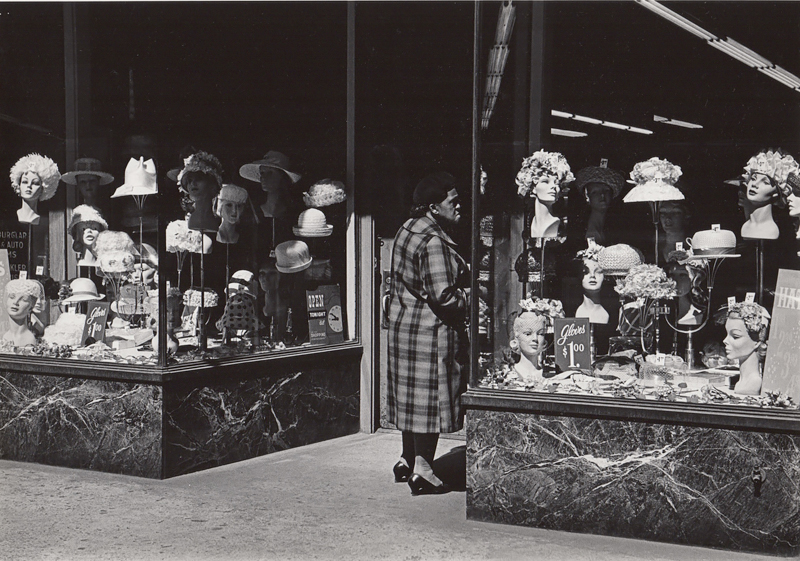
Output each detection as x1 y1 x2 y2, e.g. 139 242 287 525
387 215 469 433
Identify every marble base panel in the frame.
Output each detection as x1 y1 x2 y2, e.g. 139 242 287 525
163 363 360 477
467 410 800 556
0 372 162 478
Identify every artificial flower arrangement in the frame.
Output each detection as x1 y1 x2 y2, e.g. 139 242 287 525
615 264 676 349
515 150 574 198
576 239 604 261
518 297 565 322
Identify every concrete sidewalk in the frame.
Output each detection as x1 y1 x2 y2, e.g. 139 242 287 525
0 431 781 561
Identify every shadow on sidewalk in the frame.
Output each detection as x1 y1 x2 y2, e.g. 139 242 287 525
435 445 466 491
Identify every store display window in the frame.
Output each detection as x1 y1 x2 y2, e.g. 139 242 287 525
0 3 352 366
474 1 800 409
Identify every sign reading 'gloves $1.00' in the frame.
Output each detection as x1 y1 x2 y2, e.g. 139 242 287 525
554 317 592 374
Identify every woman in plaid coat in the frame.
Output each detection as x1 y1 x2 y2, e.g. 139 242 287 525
387 172 469 495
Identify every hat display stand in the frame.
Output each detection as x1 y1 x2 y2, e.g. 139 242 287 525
664 254 739 368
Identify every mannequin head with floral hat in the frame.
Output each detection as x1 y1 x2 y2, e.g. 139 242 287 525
10 154 61 225
178 151 224 232
516 150 574 239
3 279 44 347
738 149 800 240
722 301 770 395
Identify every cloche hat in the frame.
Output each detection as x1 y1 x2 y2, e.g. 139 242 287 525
275 240 312 273
61 158 114 186
574 166 625 198
68 204 108 235
239 151 301 185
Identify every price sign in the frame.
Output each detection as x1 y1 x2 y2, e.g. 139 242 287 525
554 317 592 373
80 301 110 346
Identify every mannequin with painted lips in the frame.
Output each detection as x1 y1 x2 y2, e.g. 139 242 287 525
3 279 44 347
530 174 562 239
9 154 61 226
575 256 609 324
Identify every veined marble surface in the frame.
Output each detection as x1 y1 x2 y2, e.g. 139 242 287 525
0 372 162 477
163 364 360 477
467 410 800 555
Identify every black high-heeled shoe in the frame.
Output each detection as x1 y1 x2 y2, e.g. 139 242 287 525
393 461 412 483
408 474 451 496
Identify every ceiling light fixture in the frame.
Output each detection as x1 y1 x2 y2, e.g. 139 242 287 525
551 128 588 138
552 109 653 134
636 0 800 94
654 115 703 129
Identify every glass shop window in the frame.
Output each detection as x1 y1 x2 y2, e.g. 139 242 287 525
475 1 800 409
0 3 352 365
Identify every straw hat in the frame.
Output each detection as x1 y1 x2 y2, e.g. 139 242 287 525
275 240 312 273
239 151 301 185
293 208 333 238
111 158 158 198
573 166 625 198
62 277 104 303
62 158 114 186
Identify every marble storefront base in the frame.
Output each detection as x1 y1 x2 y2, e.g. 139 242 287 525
0 354 360 478
467 410 800 556
163 364 360 477
0 373 162 478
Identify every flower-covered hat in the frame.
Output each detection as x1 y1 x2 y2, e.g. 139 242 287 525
614 263 677 300
61 158 114 186
68 205 108 237
217 183 249 204
166 220 212 254
573 166 625 198
515 150 575 198
721 301 771 340
741 149 800 205
623 157 684 203
177 151 223 191
303 179 346 208
93 230 137 275
10 153 61 201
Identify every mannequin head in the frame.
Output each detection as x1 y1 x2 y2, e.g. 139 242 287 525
658 201 689 235
215 184 249 225
4 279 43 323
581 257 604 293
511 311 547 364
182 172 219 202
585 183 613 212
260 166 292 193
69 205 108 254
745 173 778 207
723 302 769 363
76 174 100 204
533 174 560 204
177 151 223 202
10 153 60 203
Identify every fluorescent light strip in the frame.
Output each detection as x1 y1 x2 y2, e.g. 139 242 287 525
725 37 772 67
601 121 629 131
636 0 716 41
654 115 703 129
551 128 588 138
572 114 603 125
553 109 653 134
710 39 762 68
639 0 800 94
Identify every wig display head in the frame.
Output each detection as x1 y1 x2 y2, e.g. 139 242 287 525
10 153 61 201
